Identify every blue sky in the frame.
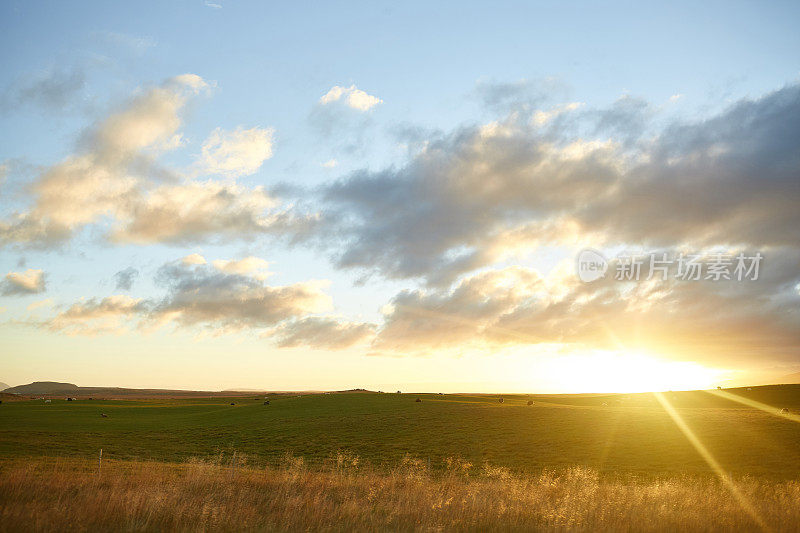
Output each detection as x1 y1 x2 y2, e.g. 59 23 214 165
1 1 799 392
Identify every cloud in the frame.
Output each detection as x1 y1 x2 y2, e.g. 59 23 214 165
1 65 86 112
198 126 274 178
182 253 207 265
476 78 570 114
0 74 208 246
375 267 544 352
0 74 314 248
373 252 800 366
27 298 53 311
591 94 652 144
149 260 331 333
114 267 139 291
1 269 46 295
211 257 271 279
307 84 800 286
319 85 382 111
38 257 363 349
109 180 304 244
272 316 376 349
45 295 146 336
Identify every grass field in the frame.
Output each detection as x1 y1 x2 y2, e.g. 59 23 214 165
2 386 800 531
3 456 800 532
2 385 800 477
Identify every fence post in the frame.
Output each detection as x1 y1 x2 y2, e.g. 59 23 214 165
98 448 103 475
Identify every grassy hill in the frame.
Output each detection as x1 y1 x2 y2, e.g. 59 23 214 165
2 385 800 479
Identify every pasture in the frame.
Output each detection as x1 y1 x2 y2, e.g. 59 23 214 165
2 385 800 478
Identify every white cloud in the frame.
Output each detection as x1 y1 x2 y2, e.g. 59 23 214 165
0 74 317 249
0 74 209 245
319 85 382 111
199 126 274 178
321 159 338 168
211 257 271 279
181 253 207 265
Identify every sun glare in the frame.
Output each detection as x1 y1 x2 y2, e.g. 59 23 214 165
542 351 725 393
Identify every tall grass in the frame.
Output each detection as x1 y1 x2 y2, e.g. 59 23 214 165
1 454 799 531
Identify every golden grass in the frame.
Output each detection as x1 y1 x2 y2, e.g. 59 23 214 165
1 454 799 532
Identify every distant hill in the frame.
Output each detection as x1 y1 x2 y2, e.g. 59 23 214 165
0 382 9 391
4 382 79 395
1 381 294 399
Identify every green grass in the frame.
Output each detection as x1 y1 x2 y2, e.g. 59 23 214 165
2 386 800 478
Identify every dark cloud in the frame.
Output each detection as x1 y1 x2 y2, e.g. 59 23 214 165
114 267 139 291
591 94 652 145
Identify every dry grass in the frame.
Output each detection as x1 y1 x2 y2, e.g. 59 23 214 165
1 454 799 532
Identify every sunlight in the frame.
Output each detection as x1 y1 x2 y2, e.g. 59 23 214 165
541 351 725 393
706 389 800 423
653 392 769 531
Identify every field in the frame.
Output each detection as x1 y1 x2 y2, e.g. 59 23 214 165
2 386 800 531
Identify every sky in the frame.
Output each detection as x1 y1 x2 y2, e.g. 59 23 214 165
1 0 799 393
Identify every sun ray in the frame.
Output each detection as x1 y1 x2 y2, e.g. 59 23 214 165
653 391 770 531
706 389 800 423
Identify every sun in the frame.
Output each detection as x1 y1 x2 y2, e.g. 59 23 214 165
542 350 725 393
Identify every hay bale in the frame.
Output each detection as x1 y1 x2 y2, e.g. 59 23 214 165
498 398 504 404
527 400 533 406
415 398 422 403
263 400 270 405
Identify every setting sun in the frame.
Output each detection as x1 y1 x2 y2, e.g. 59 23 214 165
542 351 726 393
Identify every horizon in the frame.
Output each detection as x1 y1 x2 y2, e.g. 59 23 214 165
4 378 800 396
2 1 800 394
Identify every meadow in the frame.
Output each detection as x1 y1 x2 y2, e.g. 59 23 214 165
2 386 800 531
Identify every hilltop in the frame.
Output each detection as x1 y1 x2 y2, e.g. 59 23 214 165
3 382 79 395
